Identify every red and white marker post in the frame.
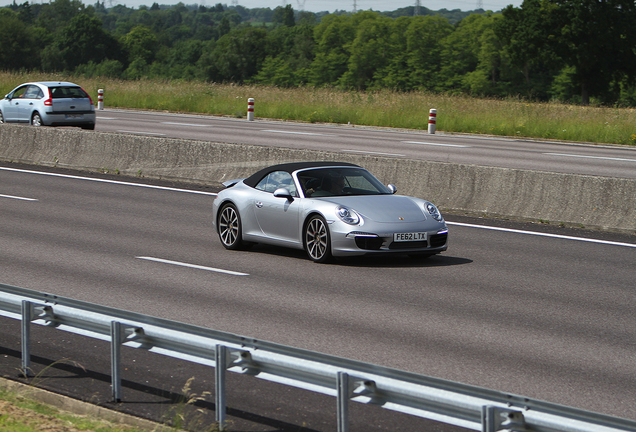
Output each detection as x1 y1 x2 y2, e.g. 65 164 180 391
97 89 104 110
247 98 254 121
428 109 436 134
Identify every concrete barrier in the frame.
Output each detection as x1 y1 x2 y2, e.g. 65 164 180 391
1 124 634 233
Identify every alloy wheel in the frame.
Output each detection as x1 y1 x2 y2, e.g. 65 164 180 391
219 205 241 249
305 216 331 263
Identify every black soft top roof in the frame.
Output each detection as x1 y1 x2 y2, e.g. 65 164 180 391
243 161 360 188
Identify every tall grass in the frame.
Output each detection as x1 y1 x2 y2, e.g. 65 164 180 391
2 72 635 146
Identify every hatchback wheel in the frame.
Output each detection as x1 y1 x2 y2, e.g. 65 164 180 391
31 112 42 127
218 204 244 250
304 215 332 263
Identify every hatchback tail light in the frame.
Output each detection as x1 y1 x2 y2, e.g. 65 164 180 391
81 87 94 105
43 88 52 106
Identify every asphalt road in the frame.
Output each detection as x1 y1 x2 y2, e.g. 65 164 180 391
1 161 635 431
93 109 636 179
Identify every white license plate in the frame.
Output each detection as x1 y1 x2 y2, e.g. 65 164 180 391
65 114 83 119
394 232 427 242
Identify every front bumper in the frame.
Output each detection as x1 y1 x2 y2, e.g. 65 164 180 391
330 225 449 257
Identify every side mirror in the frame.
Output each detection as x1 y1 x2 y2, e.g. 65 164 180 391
273 187 294 201
387 184 397 194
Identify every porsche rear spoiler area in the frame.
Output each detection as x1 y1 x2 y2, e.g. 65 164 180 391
222 179 243 188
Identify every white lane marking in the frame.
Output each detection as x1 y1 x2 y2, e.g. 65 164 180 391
403 141 471 148
117 130 166 136
262 129 337 136
0 167 217 196
544 153 636 163
0 193 38 201
136 256 249 276
162 122 211 127
343 150 406 157
446 221 636 248
96 117 116 120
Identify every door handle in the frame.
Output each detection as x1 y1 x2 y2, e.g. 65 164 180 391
255 201 263 208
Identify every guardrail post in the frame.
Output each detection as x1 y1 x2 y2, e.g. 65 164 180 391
110 321 123 402
482 405 526 432
337 371 350 432
482 406 496 432
97 89 104 110
215 344 228 430
21 300 33 377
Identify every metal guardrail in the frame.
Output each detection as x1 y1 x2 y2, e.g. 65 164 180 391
1 282 634 432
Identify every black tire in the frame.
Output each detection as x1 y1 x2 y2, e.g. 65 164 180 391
218 204 244 250
82 123 95 130
304 215 332 263
31 112 43 127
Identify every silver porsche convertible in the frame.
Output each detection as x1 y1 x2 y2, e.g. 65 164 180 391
212 162 448 263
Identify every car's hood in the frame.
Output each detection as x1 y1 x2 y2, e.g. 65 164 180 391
320 195 427 223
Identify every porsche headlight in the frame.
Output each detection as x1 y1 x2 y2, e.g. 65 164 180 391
336 206 360 225
426 203 443 222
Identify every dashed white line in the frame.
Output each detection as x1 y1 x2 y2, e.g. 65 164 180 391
343 150 406 157
136 257 249 276
0 194 38 201
262 129 336 136
117 130 166 136
544 153 636 163
446 221 636 248
403 141 471 148
162 122 211 127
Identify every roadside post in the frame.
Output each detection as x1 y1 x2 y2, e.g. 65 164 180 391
428 109 436 134
247 98 254 121
97 89 104 110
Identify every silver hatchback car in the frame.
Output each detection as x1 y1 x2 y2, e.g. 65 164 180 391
0 81 96 130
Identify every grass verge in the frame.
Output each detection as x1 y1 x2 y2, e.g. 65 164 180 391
0 386 143 432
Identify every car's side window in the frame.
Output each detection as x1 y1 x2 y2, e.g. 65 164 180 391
10 86 28 99
23 86 42 99
255 171 297 196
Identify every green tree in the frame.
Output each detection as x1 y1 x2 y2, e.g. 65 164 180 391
551 0 636 105
122 24 158 65
35 0 86 32
55 14 121 71
338 12 392 89
497 0 636 105
272 4 295 27
199 27 268 82
436 14 488 93
404 15 453 90
461 13 507 95
0 9 38 70
309 14 356 86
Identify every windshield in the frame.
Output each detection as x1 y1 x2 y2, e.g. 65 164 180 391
297 168 391 197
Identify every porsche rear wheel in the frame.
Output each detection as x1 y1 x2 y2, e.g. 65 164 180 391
304 215 332 263
218 204 244 250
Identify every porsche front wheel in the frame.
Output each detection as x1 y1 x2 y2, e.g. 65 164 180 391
218 204 244 250
304 215 332 263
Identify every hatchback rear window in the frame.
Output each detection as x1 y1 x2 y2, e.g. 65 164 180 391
50 87 88 99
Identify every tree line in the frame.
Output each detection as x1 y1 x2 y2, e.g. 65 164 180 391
1 0 635 106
